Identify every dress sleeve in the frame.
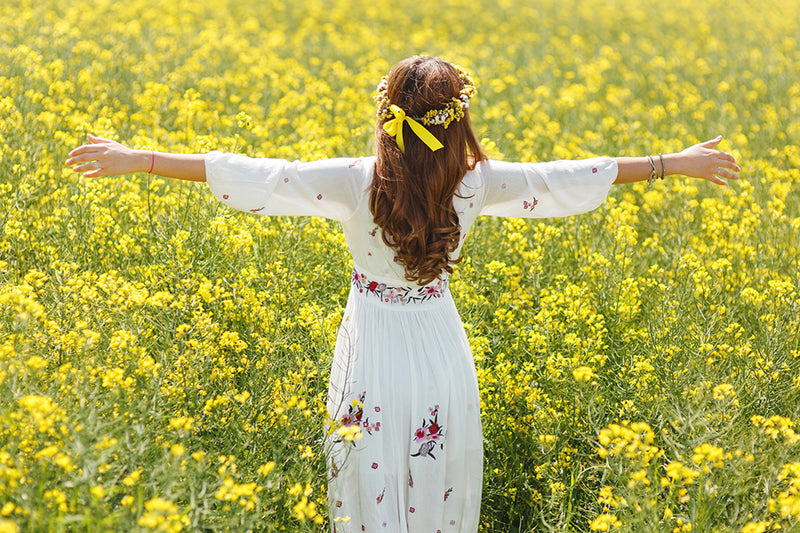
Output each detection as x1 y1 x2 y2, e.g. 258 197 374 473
204 151 367 221
477 157 618 218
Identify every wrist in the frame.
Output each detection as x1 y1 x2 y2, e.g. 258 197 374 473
133 149 154 173
132 150 148 173
662 153 683 177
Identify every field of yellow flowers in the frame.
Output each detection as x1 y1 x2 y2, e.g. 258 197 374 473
2 0 799 531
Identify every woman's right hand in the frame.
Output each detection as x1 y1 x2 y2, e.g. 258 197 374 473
672 136 740 186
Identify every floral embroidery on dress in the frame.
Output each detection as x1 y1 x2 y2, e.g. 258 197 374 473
249 206 265 212
352 269 448 305
376 488 385 504
408 469 414 488
411 406 445 460
522 197 538 211
444 487 453 501
329 391 381 445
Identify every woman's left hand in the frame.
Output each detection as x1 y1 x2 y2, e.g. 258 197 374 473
65 134 149 178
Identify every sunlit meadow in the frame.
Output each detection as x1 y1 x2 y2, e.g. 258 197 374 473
1 0 799 531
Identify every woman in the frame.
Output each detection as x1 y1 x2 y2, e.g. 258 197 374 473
66 55 739 532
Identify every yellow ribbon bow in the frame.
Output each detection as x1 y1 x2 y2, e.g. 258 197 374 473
383 104 444 153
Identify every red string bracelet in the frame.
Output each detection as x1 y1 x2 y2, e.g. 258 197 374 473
148 151 155 174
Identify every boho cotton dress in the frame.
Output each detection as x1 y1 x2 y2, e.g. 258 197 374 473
204 152 618 533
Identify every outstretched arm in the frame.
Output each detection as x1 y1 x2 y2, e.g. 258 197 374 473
614 136 739 186
66 134 206 182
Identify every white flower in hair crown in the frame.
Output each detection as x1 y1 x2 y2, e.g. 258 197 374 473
374 63 477 130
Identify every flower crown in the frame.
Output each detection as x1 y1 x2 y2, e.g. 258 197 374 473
374 62 477 130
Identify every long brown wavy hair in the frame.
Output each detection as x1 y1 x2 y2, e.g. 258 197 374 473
370 56 487 285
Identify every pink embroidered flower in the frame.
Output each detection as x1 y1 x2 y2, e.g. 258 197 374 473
376 488 385 503
592 167 598 173
371 462 378 469
222 194 229 199
409 507 415 513
336 500 342 508
351 268 449 305
316 193 323 200
450 520 456 526
374 406 381 413
283 177 289 182
501 183 507 189
412 407 445 458
522 197 539 211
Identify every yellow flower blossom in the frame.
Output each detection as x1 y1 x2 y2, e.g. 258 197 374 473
572 366 595 382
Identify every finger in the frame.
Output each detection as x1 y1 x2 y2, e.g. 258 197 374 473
65 153 100 165
67 144 103 158
700 136 723 149
707 174 728 186
82 168 104 178
72 162 101 174
716 151 737 164
716 168 739 181
716 159 740 172
87 133 112 144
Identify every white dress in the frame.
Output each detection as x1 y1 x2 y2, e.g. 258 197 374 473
204 152 618 533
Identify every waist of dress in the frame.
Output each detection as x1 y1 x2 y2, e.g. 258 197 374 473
350 266 450 307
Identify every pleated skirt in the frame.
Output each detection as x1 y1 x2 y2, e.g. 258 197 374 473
326 269 483 533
